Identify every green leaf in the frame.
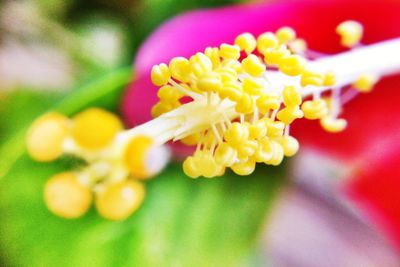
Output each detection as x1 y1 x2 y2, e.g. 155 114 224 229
0 155 285 267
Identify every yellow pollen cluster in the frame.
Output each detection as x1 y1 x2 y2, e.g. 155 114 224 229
26 108 167 220
336 20 363 48
150 26 357 178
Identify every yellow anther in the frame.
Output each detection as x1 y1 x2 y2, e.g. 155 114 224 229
242 77 264 95
276 26 296 44
151 63 171 86
283 86 302 107
323 71 336 86
241 54 265 77
336 20 363 48
290 38 307 53
197 71 223 92
224 122 249 146
247 121 267 140
255 137 273 162
235 93 254 114
214 142 237 167
277 106 304 125
231 159 256 176
279 55 307 76
353 73 378 93
235 32 257 54
279 135 299 157
265 141 284 166
301 70 324 87
124 135 161 179
151 102 175 117
256 93 281 114
301 99 328 120
26 112 70 162
204 47 221 68
219 43 241 60
264 45 290 65
257 32 279 54
221 59 242 72
95 180 145 221
219 82 243 102
320 117 347 133
217 67 238 83
157 85 183 101
196 151 221 178
263 118 285 137
190 52 213 77
71 108 123 150
44 172 92 219
169 57 192 82
181 133 201 146
237 140 258 158
183 156 201 178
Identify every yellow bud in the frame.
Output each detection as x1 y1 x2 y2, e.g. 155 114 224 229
95 180 145 221
157 85 183 101
190 52 213 77
44 172 92 219
323 71 336 86
353 74 378 93
224 122 249 146
320 117 347 133
301 70 324 87
256 93 281 114
276 26 296 44
235 32 257 54
151 63 170 86
72 108 123 150
255 137 273 162
263 118 285 137
214 142 237 167
231 159 256 176
169 57 192 82
235 93 254 114
336 20 363 48
204 47 221 68
217 67 237 83
181 133 201 146
283 86 302 107
264 45 290 65
241 54 265 77
265 140 284 166
242 77 263 95
219 82 243 102
151 102 175 117
197 71 223 92
27 112 69 162
257 32 278 53
301 99 328 120
279 135 299 157
219 44 241 60
183 156 201 178
196 151 221 178
277 106 304 125
279 55 307 76
237 140 258 158
247 120 267 140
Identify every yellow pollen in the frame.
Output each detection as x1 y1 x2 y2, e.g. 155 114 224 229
235 32 257 54
219 44 241 60
336 20 363 48
151 63 171 86
353 73 378 92
257 32 279 53
276 26 296 44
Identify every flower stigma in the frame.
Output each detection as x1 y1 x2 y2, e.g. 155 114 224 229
26 21 400 219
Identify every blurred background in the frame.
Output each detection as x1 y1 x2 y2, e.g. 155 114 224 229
0 0 399 266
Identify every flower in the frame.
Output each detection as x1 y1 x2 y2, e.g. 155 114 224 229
121 0 400 247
